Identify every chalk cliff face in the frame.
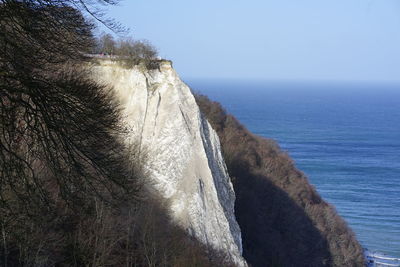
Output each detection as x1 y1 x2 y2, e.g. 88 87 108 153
93 61 246 266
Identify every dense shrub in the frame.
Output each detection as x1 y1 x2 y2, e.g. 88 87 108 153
195 94 365 267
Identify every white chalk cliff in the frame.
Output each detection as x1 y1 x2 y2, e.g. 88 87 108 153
93 61 246 266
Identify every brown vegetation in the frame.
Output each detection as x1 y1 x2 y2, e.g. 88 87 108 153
195 94 365 267
94 33 159 69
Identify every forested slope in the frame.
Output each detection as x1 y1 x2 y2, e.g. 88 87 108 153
195 94 365 267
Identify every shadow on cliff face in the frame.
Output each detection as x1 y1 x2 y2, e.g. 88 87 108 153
232 160 330 267
195 94 365 267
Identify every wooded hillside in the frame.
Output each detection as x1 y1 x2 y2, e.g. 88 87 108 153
195 94 365 267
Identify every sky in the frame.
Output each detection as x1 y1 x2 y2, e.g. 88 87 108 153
101 0 400 82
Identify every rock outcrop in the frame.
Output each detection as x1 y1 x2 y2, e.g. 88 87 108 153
93 61 246 266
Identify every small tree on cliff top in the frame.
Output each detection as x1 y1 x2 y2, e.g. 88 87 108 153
97 33 117 54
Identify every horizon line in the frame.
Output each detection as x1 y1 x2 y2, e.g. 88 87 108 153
183 77 400 85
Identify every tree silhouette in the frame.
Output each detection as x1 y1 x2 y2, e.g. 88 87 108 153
0 1 142 264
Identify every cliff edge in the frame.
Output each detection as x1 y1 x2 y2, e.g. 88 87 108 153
93 61 246 266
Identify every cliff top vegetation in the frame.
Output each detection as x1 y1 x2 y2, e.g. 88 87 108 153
93 33 160 69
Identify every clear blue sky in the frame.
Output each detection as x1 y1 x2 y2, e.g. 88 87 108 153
103 0 400 82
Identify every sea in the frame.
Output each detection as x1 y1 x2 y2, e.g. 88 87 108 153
188 79 400 259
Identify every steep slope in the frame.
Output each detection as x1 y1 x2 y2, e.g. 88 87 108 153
195 94 365 267
92 61 246 266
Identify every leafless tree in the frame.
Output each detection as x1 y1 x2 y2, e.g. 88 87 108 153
113 37 159 67
97 33 116 54
0 1 142 265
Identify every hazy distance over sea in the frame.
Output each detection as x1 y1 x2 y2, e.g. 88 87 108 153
189 79 400 258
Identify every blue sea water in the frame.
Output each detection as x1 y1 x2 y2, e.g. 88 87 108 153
188 79 400 258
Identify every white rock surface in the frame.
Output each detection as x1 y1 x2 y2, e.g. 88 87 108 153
93 61 246 266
